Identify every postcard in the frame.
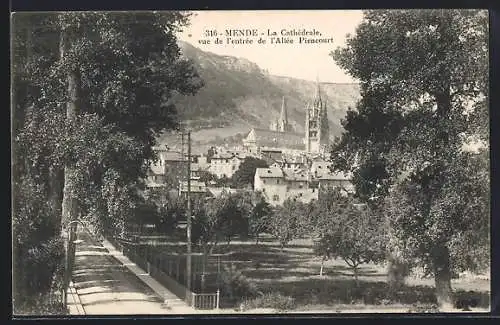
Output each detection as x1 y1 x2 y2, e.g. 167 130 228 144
11 9 490 316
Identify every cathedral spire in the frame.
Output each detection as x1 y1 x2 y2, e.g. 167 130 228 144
279 96 287 124
313 77 323 112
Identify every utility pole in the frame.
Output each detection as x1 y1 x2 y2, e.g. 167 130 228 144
181 132 184 194
186 131 192 295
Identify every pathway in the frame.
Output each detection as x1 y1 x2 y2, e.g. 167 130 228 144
70 228 195 315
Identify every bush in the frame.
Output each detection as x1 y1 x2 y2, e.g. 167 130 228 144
407 303 440 313
219 264 259 306
241 292 296 311
387 258 410 289
13 234 67 315
14 292 68 315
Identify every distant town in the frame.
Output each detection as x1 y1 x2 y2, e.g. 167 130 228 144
147 82 353 206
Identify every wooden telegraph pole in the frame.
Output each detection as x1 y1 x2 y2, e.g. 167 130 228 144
182 130 193 302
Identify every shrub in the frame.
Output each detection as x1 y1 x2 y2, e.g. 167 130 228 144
14 292 68 315
407 303 440 313
241 292 296 311
13 236 66 314
219 264 258 306
387 258 409 290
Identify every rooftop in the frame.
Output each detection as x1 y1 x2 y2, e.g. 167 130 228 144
211 153 236 160
317 172 352 181
285 173 309 182
247 128 305 150
256 167 284 178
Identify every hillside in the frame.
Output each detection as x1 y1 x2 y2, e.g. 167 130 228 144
161 41 360 150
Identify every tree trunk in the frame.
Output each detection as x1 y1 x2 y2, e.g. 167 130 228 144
49 167 64 236
319 258 324 276
60 26 81 234
353 267 359 287
432 244 454 310
60 26 81 305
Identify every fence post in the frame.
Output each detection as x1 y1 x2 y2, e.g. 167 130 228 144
216 289 220 309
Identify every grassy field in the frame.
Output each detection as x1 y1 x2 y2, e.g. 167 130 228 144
145 234 490 312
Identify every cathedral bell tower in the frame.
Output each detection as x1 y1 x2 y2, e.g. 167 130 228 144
305 80 329 154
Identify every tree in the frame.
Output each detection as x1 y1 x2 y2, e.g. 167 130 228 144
310 187 346 276
331 9 488 308
18 11 202 233
248 191 273 244
12 12 203 312
312 191 387 285
137 190 184 234
224 191 253 242
191 193 241 281
231 157 269 189
268 199 306 251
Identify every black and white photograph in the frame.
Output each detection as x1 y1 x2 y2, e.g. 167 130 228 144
11 9 490 315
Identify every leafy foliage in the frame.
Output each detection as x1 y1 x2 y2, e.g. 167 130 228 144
247 191 273 243
192 191 251 248
312 189 388 283
219 264 259 305
385 148 490 275
241 292 296 311
12 11 202 313
268 198 310 250
331 9 489 306
231 157 269 189
12 162 66 313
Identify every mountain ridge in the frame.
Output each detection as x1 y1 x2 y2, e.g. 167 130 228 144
162 41 360 149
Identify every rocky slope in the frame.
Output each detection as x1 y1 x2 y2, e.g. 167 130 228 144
162 41 360 149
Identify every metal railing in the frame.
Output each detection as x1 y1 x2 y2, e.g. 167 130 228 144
191 291 220 310
111 237 220 310
149 262 189 301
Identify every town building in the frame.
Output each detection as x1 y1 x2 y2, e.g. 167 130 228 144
254 167 288 205
309 160 354 194
242 128 305 154
179 180 207 197
146 146 205 191
254 167 318 206
260 148 283 165
254 157 354 206
146 147 185 189
197 154 210 170
208 151 247 178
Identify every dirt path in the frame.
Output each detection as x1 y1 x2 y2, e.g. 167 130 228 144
72 231 173 315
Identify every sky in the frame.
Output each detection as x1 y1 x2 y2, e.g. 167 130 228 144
177 10 364 83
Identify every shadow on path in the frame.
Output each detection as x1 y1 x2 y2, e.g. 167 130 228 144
71 230 172 314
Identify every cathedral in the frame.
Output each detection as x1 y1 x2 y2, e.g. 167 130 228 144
243 81 330 155
270 96 293 133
